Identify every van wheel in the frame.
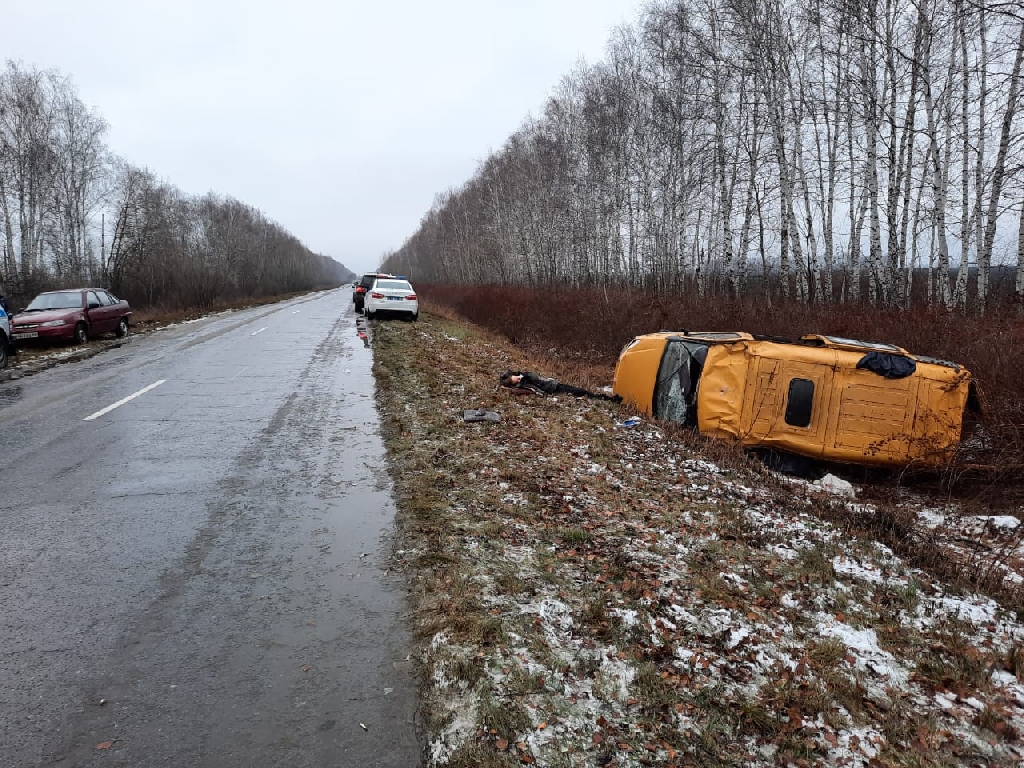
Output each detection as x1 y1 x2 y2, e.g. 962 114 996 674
0 339 7 370
73 323 88 345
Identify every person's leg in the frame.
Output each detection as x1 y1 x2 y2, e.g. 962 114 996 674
553 383 591 397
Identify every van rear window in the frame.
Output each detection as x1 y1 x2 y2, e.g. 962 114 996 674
785 379 815 427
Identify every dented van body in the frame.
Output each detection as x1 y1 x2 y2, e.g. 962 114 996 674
612 331 978 468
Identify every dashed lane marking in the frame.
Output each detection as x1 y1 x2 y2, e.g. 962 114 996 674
84 380 167 421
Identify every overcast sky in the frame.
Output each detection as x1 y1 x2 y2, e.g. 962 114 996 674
6 0 643 274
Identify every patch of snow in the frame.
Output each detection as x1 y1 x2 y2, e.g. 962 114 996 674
931 594 999 625
597 656 635 701
817 617 909 689
428 693 478 764
727 627 750 649
917 509 945 527
964 696 986 711
816 473 856 497
770 545 799 560
833 556 884 583
613 608 639 627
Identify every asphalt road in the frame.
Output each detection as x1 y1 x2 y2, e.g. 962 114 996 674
0 292 422 767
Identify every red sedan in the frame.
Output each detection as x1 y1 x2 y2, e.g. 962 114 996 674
11 288 131 345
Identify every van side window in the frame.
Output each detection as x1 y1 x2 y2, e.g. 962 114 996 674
785 378 815 427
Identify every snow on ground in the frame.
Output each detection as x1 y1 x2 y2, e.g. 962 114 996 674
418 420 1024 765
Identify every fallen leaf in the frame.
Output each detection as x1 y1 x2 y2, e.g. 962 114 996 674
593 732 605 744
95 742 113 750
495 738 509 751
537 721 547 730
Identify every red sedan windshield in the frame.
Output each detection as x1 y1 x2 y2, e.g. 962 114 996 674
24 292 82 311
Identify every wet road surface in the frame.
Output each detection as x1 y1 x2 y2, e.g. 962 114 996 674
0 292 422 767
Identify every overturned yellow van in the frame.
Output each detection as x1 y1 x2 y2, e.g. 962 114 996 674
612 331 978 468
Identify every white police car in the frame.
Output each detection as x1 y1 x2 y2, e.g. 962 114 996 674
0 299 11 369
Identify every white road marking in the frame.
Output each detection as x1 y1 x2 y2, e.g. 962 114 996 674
292 310 300 314
84 380 166 421
252 327 267 335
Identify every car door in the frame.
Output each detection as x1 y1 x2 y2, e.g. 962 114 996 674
86 290 111 334
100 291 122 333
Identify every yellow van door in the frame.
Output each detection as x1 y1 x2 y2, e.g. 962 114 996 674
741 353 834 456
826 367 918 462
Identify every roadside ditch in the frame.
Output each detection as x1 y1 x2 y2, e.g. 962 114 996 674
371 310 1024 768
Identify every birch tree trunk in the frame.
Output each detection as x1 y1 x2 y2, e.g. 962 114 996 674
1017 201 1024 301
978 18 1024 312
921 4 953 309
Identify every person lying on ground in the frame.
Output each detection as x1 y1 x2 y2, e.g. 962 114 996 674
499 370 622 402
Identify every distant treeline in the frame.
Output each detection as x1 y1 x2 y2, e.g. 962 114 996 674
384 0 1024 313
0 61 351 308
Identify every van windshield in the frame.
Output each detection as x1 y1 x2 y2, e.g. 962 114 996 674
653 341 708 427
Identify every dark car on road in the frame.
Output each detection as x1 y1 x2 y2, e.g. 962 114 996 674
11 288 131 346
353 272 393 311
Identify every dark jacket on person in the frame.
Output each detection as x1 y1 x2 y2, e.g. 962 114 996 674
500 370 561 395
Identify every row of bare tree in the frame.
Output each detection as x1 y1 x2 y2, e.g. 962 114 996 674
384 0 1024 311
0 60 347 308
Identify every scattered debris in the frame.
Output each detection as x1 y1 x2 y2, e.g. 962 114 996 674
462 409 500 423
815 472 856 497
